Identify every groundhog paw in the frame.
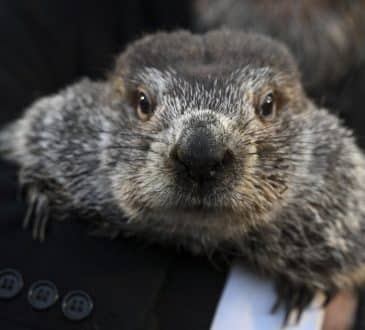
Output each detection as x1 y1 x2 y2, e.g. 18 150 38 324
271 281 316 327
21 184 50 242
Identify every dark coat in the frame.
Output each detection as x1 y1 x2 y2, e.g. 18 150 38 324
0 1 227 329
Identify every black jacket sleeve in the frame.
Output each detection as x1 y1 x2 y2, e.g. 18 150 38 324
0 1 227 330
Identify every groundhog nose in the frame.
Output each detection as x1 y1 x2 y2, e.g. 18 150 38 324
171 128 233 182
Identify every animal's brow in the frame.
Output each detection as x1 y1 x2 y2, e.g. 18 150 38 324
136 67 176 89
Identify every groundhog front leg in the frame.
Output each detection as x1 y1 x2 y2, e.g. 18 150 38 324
272 279 335 326
19 167 51 242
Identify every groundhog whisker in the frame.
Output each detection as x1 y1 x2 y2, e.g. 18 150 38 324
242 122 349 137
249 128 352 142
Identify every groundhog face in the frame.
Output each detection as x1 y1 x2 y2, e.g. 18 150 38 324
107 30 310 234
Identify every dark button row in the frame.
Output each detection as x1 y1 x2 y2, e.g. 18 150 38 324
0 268 93 321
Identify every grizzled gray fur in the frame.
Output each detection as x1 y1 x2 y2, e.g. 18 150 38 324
2 29 365 320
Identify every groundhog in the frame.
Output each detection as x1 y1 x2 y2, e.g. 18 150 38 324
2 30 365 324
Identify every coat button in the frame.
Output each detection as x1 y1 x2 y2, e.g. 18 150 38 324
28 280 59 310
0 268 24 299
62 290 94 321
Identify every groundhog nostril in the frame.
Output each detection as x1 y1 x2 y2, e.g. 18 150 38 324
221 149 234 167
169 145 179 162
171 130 232 182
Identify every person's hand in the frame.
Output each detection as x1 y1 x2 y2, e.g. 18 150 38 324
322 291 357 330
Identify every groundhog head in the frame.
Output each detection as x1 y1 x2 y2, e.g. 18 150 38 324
106 30 311 240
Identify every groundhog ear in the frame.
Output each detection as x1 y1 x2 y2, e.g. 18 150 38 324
107 76 126 105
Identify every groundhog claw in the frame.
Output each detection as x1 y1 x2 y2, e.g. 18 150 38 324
22 186 49 242
272 281 316 327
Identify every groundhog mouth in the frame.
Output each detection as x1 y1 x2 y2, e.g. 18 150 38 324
172 205 226 213
150 205 238 223
152 196 239 216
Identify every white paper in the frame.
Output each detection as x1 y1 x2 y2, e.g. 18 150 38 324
211 261 324 330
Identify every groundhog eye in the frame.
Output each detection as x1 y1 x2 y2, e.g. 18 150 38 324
136 91 153 121
258 93 276 120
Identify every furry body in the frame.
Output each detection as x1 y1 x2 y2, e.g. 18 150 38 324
2 30 365 319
